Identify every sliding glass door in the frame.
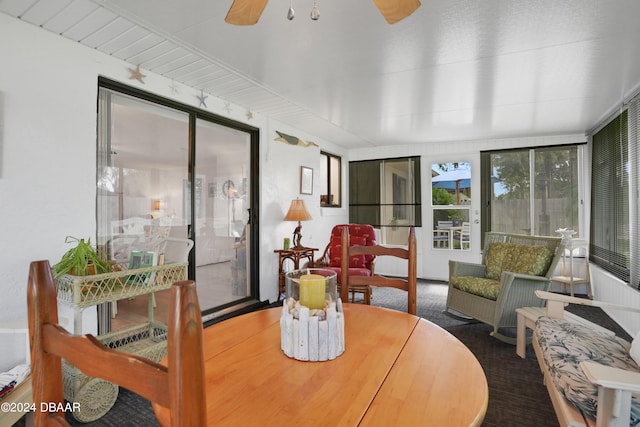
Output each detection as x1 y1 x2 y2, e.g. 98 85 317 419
481 145 581 238
96 80 258 331
193 119 251 310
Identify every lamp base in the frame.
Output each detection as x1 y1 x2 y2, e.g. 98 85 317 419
292 222 303 248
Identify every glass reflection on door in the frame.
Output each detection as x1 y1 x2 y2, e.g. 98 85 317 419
97 89 190 332
194 119 251 310
97 87 255 332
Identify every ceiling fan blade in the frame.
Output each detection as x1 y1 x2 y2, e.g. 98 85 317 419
225 0 269 25
371 0 421 24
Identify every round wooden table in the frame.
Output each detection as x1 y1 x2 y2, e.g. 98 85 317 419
154 303 488 426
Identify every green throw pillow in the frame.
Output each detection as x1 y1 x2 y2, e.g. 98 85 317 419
485 243 515 280
485 242 554 280
511 245 553 276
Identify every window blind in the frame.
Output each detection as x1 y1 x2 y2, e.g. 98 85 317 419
590 110 630 282
629 97 640 289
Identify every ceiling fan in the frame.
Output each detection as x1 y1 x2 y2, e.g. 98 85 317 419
225 0 421 25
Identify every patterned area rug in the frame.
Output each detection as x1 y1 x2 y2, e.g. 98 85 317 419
64 388 160 427
367 281 469 329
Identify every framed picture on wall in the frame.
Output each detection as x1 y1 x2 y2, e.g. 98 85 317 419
300 166 313 195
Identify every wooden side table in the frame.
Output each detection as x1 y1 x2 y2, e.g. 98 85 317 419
274 247 318 299
551 238 592 297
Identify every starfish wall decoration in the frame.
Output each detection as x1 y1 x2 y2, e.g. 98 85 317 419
169 80 179 95
197 90 208 108
246 110 253 120
127 65 146 84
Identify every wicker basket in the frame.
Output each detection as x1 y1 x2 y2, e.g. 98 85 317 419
55 262 188 308
55 262 186 421
63 322 168 422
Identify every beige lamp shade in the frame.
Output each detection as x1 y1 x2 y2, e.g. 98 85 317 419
285 199 312 248
284 198 312 222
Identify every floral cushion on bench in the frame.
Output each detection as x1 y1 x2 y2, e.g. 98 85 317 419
535 316 640 424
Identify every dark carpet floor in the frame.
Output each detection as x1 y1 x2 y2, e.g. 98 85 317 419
15 281 630 427
365 283 559 427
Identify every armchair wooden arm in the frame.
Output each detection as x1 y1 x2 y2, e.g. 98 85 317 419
308 243 331 268
535 290 640 318
581 360 640 426
581 361 640 393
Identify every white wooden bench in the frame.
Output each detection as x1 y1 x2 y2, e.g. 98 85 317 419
531 290 640 427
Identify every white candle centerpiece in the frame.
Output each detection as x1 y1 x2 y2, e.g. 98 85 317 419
281 268 344 361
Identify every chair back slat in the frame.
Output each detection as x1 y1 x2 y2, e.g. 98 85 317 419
340 226 417 315
350 244 409 260
43 324 170 406
27 260 206 427
348 275 410 291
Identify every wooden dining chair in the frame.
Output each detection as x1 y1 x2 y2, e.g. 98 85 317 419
340 226 417 315
27 260 206 427
310 224 378 303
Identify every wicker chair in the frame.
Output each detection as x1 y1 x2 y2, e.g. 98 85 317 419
444 232 564 343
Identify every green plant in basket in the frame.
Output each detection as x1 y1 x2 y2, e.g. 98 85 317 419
52 236 112 279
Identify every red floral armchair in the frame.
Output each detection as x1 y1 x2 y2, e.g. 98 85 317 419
311 224 377 301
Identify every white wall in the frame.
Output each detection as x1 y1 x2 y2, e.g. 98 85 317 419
591 265 640 337
1 15 102 332
258 122 349 301
0 14 349 370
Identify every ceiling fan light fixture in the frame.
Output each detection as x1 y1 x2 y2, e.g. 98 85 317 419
287 0 295 20
225 0 269 25
371 0 421 24
227 0 419 25
310 0 320 20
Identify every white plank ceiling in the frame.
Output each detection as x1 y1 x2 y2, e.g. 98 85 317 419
2 0 640 149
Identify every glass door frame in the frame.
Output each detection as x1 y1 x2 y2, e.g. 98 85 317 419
97 77 261 319
480 144 584 247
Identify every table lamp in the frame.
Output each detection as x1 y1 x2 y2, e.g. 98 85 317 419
284 198 312 249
